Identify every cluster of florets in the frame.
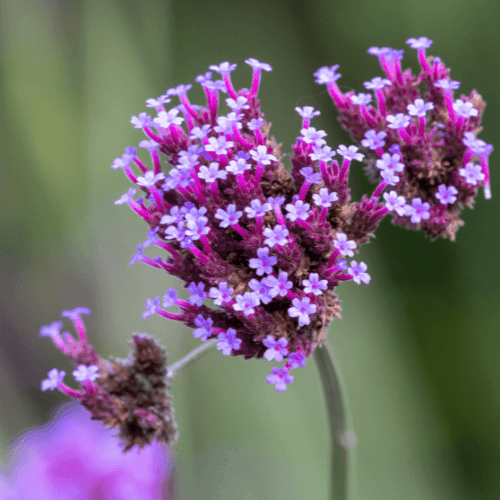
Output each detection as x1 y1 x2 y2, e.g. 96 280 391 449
112 59 384 391
316 37 493 240
40 308 178 449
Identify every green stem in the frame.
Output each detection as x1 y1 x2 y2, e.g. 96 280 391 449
314 340 355 500
167 338 218 379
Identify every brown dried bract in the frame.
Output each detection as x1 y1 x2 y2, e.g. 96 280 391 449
83 334 178 451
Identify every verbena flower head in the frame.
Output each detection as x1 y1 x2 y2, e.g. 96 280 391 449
0 403 172 499
112 59 381 391
317 37 493 240
39 309 178 449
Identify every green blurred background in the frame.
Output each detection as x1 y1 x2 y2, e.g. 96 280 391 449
1 0 499 498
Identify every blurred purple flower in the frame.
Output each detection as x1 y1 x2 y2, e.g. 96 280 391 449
0 403 173 499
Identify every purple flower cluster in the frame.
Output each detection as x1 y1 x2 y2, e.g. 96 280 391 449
317 37 493 240
0 403 172 499
112 58 379 391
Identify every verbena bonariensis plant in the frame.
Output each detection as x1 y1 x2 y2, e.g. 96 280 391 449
39 36 491 498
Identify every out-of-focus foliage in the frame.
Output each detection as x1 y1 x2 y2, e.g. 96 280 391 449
0 0 499 498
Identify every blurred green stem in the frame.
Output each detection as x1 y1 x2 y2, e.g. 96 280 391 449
314 340 354 500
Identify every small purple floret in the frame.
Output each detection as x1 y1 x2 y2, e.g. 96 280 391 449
313 65 341 85
435 184 458 205
72 364 100 382
61 307 91 320
248 279 274 305
262 335 289 362
459 162 485 185
39 321 63 338
386 113 412 129
245 199 272 218
41 368 65 392
163 288 178 308
217 328 242 356
288 352 307 369
383 191 407 216
361 130 386 150
209 282 234 306
405 198 431 224
313 188 338 208
295 106 320 119
233 292 260 316
142 297 160 319
249 247 277 276
288 297 317 326
263 271 293 298
334 233 357 257
263 225 289 247
285 200 311 222
266 366 294 392
215 204 243 228
188 282 207 306
302 273 328 296
193 315 213 341
348 261 371 285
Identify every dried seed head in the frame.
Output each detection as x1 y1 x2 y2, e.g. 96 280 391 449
87 334 178 451
40 310 178 450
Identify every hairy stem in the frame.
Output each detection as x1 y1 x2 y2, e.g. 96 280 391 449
314 340 355 500
167 338 218 379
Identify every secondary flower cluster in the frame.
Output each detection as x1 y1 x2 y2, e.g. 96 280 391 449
40 308 178 449
112 58 383 391
317 37 492 240
0 403 172 499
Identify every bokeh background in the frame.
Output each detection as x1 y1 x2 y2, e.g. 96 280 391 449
1 0 499 499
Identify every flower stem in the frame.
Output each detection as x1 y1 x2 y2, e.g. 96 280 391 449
167 338 218 379
314 340 355 500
